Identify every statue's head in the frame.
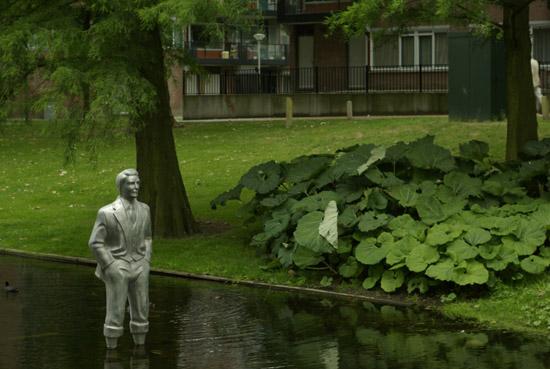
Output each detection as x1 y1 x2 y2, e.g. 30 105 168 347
116 168 140 200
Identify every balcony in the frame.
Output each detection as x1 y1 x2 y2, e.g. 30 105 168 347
249 0 278 17
185 42 288 66
279 0 353 22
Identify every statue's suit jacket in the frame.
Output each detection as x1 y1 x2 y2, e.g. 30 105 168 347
89 197 152 279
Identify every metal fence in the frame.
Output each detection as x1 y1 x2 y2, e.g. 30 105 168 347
184 65 449 95
183 63 550 96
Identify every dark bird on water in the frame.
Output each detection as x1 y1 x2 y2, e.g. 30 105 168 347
4 281 18 293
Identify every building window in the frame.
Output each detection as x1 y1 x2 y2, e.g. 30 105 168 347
373 31 448 66
373 36 399 66
533 28 550 62
400 33 433 66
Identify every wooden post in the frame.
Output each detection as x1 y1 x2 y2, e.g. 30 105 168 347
346 100 353 120
542 95 550 119
286 96 293 128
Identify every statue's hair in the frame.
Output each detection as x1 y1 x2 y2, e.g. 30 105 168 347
115 168 139 193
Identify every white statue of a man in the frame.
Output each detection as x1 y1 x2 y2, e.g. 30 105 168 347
89 168 152 349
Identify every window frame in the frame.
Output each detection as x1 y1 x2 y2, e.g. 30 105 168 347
369 26 449 68
398 32 435 66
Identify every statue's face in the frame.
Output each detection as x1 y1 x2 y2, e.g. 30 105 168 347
121 175 140 200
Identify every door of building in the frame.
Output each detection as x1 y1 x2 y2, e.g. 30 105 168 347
298 35 314 89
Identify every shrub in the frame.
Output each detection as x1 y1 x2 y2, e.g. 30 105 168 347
212 136 550 293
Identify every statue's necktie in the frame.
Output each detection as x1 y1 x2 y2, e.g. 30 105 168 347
128 205 137 224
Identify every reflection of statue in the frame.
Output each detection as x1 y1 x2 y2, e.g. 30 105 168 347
104 346 149 369
89 169 152 349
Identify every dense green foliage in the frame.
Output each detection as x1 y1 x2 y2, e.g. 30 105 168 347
214 136 550 293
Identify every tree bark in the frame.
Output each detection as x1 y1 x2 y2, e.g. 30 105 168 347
503 4 538 161
134 26 199 238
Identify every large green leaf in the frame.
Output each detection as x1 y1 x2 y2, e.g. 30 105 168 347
288 181 312 196
331 144 375 178
381 269 405 292
521 138 550 158
388 214 427 240
416 195 446 225
386 236 419 265
513 220 546 250
250 232 272 247
520 255 548 274
485 216 519 236
291 191 340 213
463 227 492 246
479 243 502 260
530 203 550 227
358 211 390 233
425 258 455 281
365 189 388 210
292 246 324 268
339 256 362 278
459 140 489 161
319 200 338 248
285 155 332 183
405 135 455 172
294 212 332 253
264 213 290 238
260 193 289 208
482 173 526 198
443 172 482 198
364 168 405 188
335 177 368 203
338 206 359 228
486 242 518 271
425 223 463 246
362 264 384 290
240 161 282 194
501 237 537 256
277 245 294 268
384 141 409 163
446 239 479 262
357 146 386 174
355 237 390 265
387 184 419 207
518 159 547 182
211 184 243 209
452 260 489 286
406 244 440 272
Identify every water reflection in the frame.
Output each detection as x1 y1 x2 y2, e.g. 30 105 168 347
1 255 549 369
104 347 149 369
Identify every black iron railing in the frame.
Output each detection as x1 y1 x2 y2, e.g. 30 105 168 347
183 65 449 95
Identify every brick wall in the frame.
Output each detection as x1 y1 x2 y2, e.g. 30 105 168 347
314 24 347 67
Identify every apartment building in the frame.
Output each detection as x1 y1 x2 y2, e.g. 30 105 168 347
169 0 550 118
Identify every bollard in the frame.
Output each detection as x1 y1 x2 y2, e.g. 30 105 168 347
346 100 353 120
542 96 550 119
286 96 293 128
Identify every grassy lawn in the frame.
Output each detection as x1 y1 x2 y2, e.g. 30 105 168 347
1 116 549 335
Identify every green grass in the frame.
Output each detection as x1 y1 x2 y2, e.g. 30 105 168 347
1 116 550 335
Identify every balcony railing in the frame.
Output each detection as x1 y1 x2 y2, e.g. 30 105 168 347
184 64 449 95
185 42 288 65
282 0 352 16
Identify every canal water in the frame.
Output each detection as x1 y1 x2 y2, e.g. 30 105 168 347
1 255 549 369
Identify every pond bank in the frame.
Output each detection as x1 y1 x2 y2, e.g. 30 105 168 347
0 248 412 307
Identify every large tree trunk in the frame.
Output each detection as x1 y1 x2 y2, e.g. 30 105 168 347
134 26 199 238
503 4 538 161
